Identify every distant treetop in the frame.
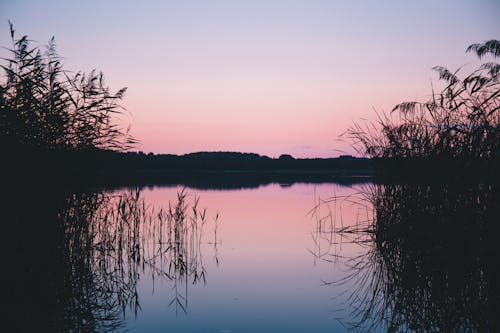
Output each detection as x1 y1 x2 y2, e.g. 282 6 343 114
278 154 294 160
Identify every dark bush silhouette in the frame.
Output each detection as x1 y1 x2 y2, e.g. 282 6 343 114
0 22 136 152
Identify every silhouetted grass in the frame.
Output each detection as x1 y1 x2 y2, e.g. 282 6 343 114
312 183 499 332
6 187 220 331
346 40 499 178
0 22 135 153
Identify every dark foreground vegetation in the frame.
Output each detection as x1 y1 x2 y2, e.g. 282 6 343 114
5 186 220 332
306 41 500 331
347 40 499 180
313 182 500 332
0 22 135 152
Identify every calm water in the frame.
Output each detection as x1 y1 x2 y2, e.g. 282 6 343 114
7 181 499 332
120 183 370 332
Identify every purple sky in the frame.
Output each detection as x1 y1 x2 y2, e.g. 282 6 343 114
1 0 499 157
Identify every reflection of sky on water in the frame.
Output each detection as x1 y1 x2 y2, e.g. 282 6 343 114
122 183 377 332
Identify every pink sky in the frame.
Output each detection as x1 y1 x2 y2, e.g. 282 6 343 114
1 1 499 157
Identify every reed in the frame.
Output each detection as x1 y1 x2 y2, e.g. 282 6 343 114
312 183 499 332
0 22 136 152
345 40 500 176
69 189 219 318
7 187 220 331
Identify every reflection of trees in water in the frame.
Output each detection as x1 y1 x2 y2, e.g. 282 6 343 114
7 188 220 332
312 183 500 332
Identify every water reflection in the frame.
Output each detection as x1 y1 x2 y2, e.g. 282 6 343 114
6 187 219 332
315 183 500 332
10 181 498 332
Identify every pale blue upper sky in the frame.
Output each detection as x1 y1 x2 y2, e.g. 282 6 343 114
1 1 499 156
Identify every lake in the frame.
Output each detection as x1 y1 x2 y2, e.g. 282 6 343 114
120 183 373 332
6 180 499 332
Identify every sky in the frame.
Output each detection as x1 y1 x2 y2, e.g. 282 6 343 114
1 0 499 157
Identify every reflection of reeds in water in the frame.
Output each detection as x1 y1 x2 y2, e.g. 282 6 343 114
312 183 500 332
309 187 373 265
58 188 220 330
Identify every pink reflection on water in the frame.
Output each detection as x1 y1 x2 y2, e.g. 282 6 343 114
116 182 374 332
138 182 370 269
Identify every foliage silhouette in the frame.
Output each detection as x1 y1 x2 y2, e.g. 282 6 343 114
312 183 500 332
6 186 219 331
346 40 499 177
0 22 135 152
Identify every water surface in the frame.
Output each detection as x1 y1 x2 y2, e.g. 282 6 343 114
123 183 367 332
7 181 499 332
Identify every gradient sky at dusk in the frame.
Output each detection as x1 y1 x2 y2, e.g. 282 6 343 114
1 1 499 157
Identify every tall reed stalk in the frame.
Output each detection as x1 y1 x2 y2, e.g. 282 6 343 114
0 22 136 151
312 183 499 332
50 188 220 330
346 40 499 170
